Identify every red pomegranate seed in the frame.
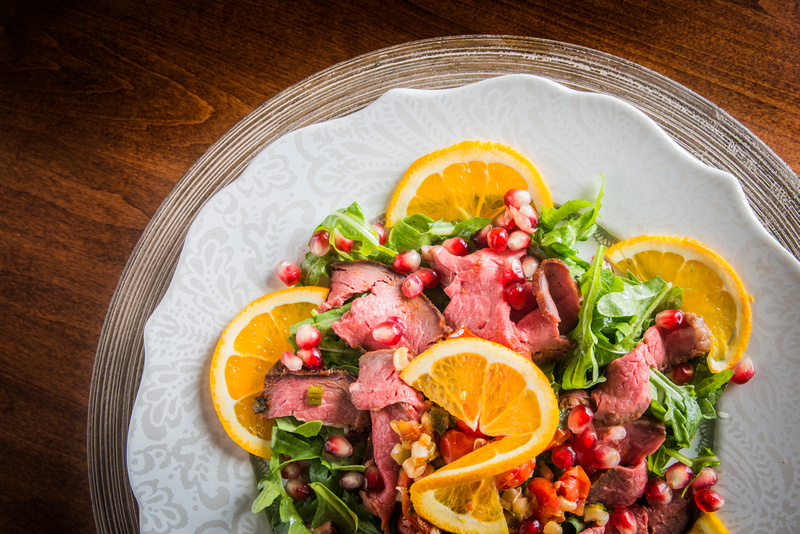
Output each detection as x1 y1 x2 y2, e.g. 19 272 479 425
518 518 541 534
645 478 673 505
488 227 508 252
665 462 693 490
416 267 441 288
610 507 636 534
393 249 421 273
324 434 353 458
504 188 532 209
655 309 684 330
402 273 424 298
443 236 469 256
551 443 576 469
604 425 627 441
731 354 755 384
503 283 527 310
297 347 324 370
503 256 526 285
568 405 595 435
295 324 321 350
671 362 695 385
511 204 539 233
521 255 539 278
371 222 387 245
694 488 725 513
309 230 331 257
473 224 492 248
285 478 312 501
507 230 531 252
281 351 303 371
277 260 301 286
372 316 406 345
281 462 302 480
339 470 364 491
691 467 718 491
592 444 621 469
332 228 354 253
493 209 517 231
363 465 385 492
574 426 598 452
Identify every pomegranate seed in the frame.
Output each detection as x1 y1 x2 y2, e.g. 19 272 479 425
568 405 595 435
309 230 331 257
416 267 441 288
295 324 321 350
671 362 695 385
507 230 532 252
731 354 755 384
372 316 406 345
592 444 621 469
551 443 576 469
473 224 492 247
610 507 636 534
574 426 598 452
363 465 385 492
665 462 693 490
281 351 303 371
503 256 526 285
518 518 541 534
488 227 508 252
324 434 353 458
504 188 532 209
339 470 364 491
655 309 684 330
297 347 324 370
493 209 517 231
521 255 539 278
277 260 301 286
443 236 469 256
402 274 424 298
503 283 527 310
285 478 312 501
393 249 421 273
576 450 595 471
371 222 387 245
604 425 627 441
645 477 673 505
690 467 718 491
694 488 725 513
281 462 302 480
332 228 354 253
511 204 539 233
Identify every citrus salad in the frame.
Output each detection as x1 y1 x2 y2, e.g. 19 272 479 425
210 141 754 534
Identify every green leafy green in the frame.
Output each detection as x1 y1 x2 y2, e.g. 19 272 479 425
309 482 358 532
274 416 324 438
288 302 363 375
388 213 490 252
648 368 703 449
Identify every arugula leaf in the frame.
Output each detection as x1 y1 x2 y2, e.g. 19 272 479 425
648 368 703 449
274 416 324 438
388 213 490 252
288 302 363 375
309 482 359 533
316 203 396 261
252 469 283 514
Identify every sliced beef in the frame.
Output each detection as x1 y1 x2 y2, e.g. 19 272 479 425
592 342 654 426
596 417 666 466
350 350 425 411
587 458 648 508
581 527 607 534
642 492 698 534
539 259 582 334
516 308 572 363
258 369 369 431
662 312 712 370
325 261 447 354
558 389 595 411
361 403 423 533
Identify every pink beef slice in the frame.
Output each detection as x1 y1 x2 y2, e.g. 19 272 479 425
592 341 654 426
326 261 448 355
596 417 666 466
580 527 608 534
662 312 712 369
349 350 424 412
259 369 369 431
587 458 649 509
539 259 582 334
640 492 698 534
361 403 423 533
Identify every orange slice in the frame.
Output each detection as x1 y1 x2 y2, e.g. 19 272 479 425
385 140 553 227
400 337 559 533
606 235 752 373
209 286 329 457
688 512 729 534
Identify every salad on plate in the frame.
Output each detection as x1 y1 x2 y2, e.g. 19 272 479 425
210 141 753 534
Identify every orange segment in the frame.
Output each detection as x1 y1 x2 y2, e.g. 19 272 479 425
606 235 752 372
688 512 729 534
386 141 553 227
209 286 329 457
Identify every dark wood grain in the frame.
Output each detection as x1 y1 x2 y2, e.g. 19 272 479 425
1 0 798 532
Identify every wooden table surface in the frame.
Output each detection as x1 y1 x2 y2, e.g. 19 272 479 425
2 0 798 532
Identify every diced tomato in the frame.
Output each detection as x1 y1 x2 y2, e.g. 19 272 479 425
495 458 536 490
526 477 563 524
555 466 591 502
455 418 488 437
439 429 482 464
546 428 571 450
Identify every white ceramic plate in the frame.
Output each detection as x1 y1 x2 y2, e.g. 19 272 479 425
127 74 800 533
